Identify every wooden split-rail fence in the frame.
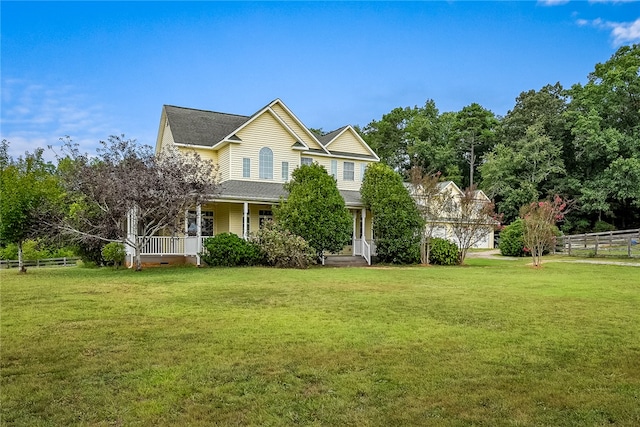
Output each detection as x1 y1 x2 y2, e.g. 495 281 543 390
557 229 640 258
0 257 80 269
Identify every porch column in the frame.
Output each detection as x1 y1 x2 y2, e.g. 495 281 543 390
361 208 366 249
243 202 249 240
126 207 137 268
184 209 189 234
196 204 202 266
352 211 357 256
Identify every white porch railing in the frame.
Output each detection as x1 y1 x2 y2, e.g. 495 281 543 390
362 239 371 265
139 236 211 256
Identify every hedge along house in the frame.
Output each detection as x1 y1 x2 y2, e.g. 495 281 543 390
129 99 380 266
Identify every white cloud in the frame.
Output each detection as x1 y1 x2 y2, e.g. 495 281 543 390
588 0 638 4
576 17 640 45
538 0 570 5
0 79 114 160
609 18 640 44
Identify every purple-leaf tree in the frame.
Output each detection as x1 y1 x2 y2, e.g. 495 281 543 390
57 135 218 270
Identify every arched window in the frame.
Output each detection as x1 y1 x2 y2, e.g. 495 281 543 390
259 147 273 179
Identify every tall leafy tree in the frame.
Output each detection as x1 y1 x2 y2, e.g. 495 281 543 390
452 103 500 188
481 122 565 223
361 106 417 174
565 44 640 229
274 162 352 262
361 163 423 264
0 140 62 272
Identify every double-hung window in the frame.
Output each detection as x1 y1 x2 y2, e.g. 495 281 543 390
282 161 289 181
343 162 355 181
301 157 313 166
330 160 338 179
242 158 251 178
259 147 273 179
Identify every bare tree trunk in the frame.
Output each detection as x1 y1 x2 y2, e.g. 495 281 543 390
134 244 142 271
18 240 26 273
420 234 427 264
425 237 431 265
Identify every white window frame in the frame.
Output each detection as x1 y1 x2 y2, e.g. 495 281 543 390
301 157 313 166
259 147 273 180
331 160 338 179
282 161 289 181
343 162 355 181
242 158 251 178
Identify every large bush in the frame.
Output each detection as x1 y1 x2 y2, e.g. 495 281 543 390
428 238 459 266
275 162 352 260
101 242 126 268
499 219 526 257
361 163 423 264
253 221 316 269
201 233 262 267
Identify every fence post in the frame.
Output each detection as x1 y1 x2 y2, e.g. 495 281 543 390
568 237 572 256
595 235 599 256
629 237 633 258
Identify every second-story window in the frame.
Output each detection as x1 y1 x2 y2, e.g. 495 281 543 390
282 161 289 181
243 158 251 178
301 157 313 166
360 163 366 181
343 162 354 181
330 160 338 179
259 147 273 179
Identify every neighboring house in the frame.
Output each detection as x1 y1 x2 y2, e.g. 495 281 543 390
407 180 495 249
129 99 380 266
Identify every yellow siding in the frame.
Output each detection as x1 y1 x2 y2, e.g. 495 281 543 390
328 130 372 157
233 111 301 182
218 146 230 182
228 204 243 235
270 103 325 151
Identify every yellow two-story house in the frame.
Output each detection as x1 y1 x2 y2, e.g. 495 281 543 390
136 99 379 265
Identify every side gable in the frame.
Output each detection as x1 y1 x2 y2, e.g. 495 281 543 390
322 126 379 160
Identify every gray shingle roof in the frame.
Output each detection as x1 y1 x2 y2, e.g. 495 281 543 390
216 180 363 207
317 126 348 146
164 105 250 147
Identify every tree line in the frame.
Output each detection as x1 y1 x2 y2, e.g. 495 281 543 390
358 44 640 232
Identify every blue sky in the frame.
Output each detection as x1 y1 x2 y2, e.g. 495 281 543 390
2 1 639 159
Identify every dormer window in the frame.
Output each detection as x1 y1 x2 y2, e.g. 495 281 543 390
259 147 273 179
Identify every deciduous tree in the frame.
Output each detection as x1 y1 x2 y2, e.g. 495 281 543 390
408 167 455 265
450 186 499 264
520 196 568 267
0 140 62 272
57 135 218 270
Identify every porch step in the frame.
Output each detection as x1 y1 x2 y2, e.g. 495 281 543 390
323 255 369 267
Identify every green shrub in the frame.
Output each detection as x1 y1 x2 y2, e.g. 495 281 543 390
201 233 262 267
428 238 459 266
252 221 316 268
593 220 616 233
499 219 526 257
101 242 126 268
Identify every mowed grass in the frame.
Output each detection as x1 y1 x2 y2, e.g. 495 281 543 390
1 259 639 426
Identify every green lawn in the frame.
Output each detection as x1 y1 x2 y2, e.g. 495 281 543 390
2 259 639 426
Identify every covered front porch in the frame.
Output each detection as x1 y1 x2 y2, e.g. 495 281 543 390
128 198 375 267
